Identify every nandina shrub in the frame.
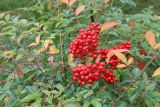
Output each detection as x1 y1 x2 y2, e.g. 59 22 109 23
0 0 160 107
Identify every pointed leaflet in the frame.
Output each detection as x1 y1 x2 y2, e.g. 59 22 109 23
100 22 119 32
44 40 50 49
113 50 127 64
35 35 41 45
28 43 37 47
116 64 127 68
145 31 156 48
104 0 110 4
153 43 160 50
68 54 76 67
106 50 114 63
127 57 134 66
106 49 129 63
152 67 160 77
75 5 86 16
49 46 59 55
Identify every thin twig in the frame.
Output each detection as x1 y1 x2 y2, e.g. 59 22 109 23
60 33 65 73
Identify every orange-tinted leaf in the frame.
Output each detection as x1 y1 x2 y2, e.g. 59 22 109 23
106 50 114 63
128 21 136 27
153 43 160 50
44 40 50 49
49 46 59 55
68 0 76 6
104 0 110 4
127 57 134 66
75 5 86 16
145 31 156 48
116 64 127 68
113 50 127 64
152 67 160 77
100 22 119 32
28 43 37 47
35 35 41 44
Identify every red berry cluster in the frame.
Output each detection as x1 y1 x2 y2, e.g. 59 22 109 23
69 23 100 60
69 22 132 85
109 41 132 69
139 49 147 56
72 62 116 85
137 49 147 70
137 61 145 70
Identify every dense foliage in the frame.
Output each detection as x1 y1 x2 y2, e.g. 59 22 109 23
0 0 160 107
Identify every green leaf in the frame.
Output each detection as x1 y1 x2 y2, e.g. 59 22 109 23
83 90 94 99
83 101 90 107
145 83 156 91
56 84 64 92
131 68 141 78
21 94 40 103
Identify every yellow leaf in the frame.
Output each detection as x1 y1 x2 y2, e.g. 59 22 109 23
153 43 160 50
116 64 127 68
100 22 119 32
44 40 50 49
104 0 110 4
152 67 160 77
37 48 46 54
75 5 86 16
28 43 37 47
49 46 59 55
106 50 114 63
68 54 76 67
35 35 41 44
106 49 129 63
127 57 134 66
145 31 156 48
113 50 127 64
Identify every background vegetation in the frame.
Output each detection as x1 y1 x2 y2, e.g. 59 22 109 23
0 0 160 107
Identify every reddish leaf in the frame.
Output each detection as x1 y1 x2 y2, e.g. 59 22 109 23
104 0 110 4
100 22 119 32
75 5 86 16
145 31 156 48
35 35 41 44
